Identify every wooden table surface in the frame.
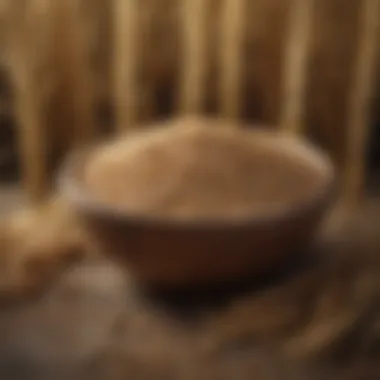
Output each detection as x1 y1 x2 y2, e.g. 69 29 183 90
0 216 379 380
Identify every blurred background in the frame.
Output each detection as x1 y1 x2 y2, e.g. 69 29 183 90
0 0 379 213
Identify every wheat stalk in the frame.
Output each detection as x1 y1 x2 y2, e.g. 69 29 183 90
219 0 246 120
179 0 208 115
280 0 315 134
113 0 139 132
344 0 380 209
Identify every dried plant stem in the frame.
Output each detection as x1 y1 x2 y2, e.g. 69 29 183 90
179 0 208 115
54 0 95 146
113 0 138 132
344 0 380 210
280 0 314 134
219 0 246 120
13 0 52 203
15 74 47 203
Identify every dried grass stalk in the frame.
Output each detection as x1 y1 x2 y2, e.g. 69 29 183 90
53 0 96 145
344 0 380 209
179 0 208 115
9 0 54 202
218 0 246 120
8 0 96 201
280 0 315 134
113 0 139 131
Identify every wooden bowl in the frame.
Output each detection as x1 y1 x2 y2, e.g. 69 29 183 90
58 129 335 288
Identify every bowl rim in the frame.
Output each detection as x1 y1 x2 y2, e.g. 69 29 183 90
57 128 336 230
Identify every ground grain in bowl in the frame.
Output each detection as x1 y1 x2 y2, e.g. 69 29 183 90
83 117 324 220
